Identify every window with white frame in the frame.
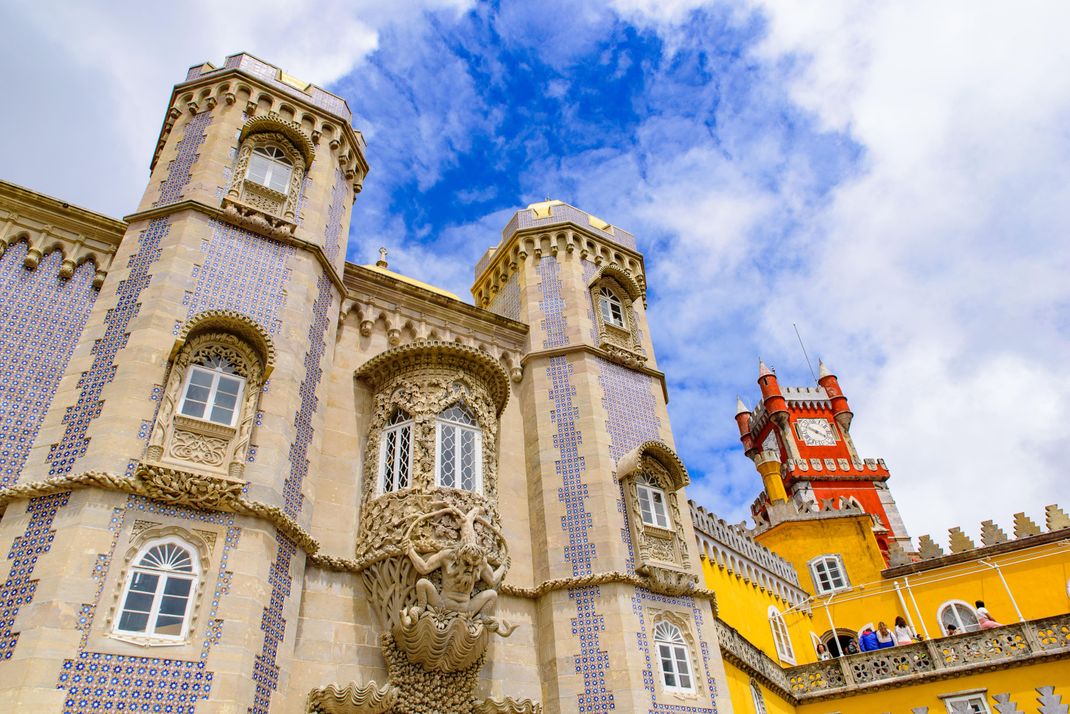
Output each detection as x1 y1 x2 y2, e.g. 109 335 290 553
768 606 795 664
379 410 413 493
636 475 670 529
939 601 980 635
178 356 245 427
943 692 990 713
598 286 625 328
246 145 293 194
435 403 482 491
750 680 768 714
653 621 694 692
809 554 849 594
115 539 198 639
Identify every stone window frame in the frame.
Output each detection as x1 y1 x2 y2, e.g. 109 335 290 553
177 360 247 428
808 554 849 595
378 409 414 495
433 402 484 494
750 679 769 714
617 441 692 579
940 689 990 713
113 535 201 641
103 525 214 650
768 605 795 664
588 266 646 368
147 311 275 481
222 113 315 235
650 611 703 699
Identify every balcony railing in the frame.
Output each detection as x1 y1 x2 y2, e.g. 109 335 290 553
716 614 1070 704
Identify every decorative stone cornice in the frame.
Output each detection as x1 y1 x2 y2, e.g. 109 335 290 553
498 571 716 610
520 344 669 403
355 340 512 416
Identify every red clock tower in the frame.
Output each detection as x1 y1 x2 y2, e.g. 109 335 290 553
735 360 912 560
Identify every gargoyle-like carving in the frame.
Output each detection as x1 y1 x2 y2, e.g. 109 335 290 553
405 504 510 625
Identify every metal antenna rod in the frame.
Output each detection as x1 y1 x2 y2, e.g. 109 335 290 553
794 322 818 382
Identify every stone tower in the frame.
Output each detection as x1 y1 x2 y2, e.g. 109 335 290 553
472 201 731 712
0 54 366 712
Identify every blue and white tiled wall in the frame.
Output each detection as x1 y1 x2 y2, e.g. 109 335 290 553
155 111 212 207
0 246 98 488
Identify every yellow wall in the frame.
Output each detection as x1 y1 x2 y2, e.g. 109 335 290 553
702 555 815 666
723 661 794 714
795 660 1070 714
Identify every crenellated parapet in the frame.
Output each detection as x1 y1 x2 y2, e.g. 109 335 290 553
0 179 124 289
690 500 809 608
885 504 1070 571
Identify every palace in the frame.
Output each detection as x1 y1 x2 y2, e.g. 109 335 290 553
0 53 1066 714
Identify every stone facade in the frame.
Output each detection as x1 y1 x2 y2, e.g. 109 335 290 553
0 54 728 713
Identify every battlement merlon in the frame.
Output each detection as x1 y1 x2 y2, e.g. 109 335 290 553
152 53 369 185
471 199 647 309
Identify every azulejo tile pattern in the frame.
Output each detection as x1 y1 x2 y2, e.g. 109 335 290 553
57 496 240 713
155 111 212 206
538 256 569 348
546 356 614 712
323 168 347 263
631 590 718 713
185 220 293 335
0 491 70 661
250 271 334 713
0 247 98 488
488 270 521 322
47 218 169 476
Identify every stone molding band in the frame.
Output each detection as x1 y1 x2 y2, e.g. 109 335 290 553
0 468 715 607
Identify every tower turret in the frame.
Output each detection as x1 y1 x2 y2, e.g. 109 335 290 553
818 359 853 431
758 359 788 420
735 396 756 453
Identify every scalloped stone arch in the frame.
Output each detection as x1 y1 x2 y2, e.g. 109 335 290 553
240 113 315 168
589 263 644 303
616 440 690 491
172 310 276 378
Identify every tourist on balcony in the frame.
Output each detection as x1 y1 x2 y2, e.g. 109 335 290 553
816 642 832 661
875 621 895 648
946 623 959 635
978 612 1003 630
858 627 879 651
893 616 915 645
844 639 860 654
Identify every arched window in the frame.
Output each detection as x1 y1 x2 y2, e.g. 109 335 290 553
598 286 625 328
379 409 413 493
938 601 980 635
178 354 245 427
809 554 849 594
636 474 670 529
653 621 694 692
768 606 795 664
115 539 198 639
246 145 293 194
750 680 768 714
435 403 482 492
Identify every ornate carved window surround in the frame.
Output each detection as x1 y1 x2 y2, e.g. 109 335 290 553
222 113 315 240
588 265 646 368
148 311 275 481
651 611 704 701
617 440 696 591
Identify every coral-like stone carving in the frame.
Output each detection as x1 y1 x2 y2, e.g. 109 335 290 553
474 697 543 713
306 680 399 714
134 464 244 510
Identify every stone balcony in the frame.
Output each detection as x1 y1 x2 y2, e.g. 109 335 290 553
715 615 1070 705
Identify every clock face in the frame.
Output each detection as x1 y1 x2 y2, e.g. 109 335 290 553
762 430 780 454
796 418 836 446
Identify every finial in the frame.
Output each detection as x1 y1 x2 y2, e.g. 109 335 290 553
376 246 389 269
758 358 773 378
735 396 749 415
818 359 833 379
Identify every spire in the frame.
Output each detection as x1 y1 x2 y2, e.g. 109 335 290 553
735 395 749 416
818 359 833 379
376 246 389 269
758 358 773 378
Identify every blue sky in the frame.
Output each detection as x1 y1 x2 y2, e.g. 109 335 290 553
3 1 1070 544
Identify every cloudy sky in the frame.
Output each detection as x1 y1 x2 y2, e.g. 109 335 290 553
3 1 1069 547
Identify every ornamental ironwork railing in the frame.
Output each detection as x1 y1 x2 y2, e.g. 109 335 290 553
716 614 1070 704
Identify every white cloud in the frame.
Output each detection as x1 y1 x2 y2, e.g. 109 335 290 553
0 0 471 217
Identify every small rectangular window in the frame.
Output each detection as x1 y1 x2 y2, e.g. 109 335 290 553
811 555 848 594
637 484 670 529
178 365 245 428
943 693 989 713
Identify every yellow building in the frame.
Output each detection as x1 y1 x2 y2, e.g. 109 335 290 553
694 368 1070 714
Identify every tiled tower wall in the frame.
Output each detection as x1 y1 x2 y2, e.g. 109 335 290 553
0 69 356 712
514 243 731 713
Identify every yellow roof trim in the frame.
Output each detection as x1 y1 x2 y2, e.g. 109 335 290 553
361 264 460 301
